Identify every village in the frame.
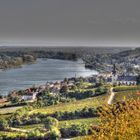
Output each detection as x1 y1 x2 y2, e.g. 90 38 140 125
0 64 137 104
0 63 139 140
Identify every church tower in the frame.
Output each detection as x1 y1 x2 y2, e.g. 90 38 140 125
112 64 118 85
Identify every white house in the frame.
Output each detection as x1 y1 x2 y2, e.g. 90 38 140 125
22 92 38 101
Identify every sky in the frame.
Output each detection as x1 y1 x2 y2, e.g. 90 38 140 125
0 0 140 46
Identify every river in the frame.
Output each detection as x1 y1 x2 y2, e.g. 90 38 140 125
0 59 98 95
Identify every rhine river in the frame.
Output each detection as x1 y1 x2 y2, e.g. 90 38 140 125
0 59 98 95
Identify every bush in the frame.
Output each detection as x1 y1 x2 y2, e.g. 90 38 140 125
60 124 89 138
67 90 96 99
10 96 20 104
45 127 61 140
0 119 8 130
29 107 98 124
36 91 72 108
95 86 107 95
28 129 44 139
44 117 59 130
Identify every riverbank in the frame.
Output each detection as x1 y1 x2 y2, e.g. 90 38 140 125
0 55 36 70
0 72 139 140
0 59 98 96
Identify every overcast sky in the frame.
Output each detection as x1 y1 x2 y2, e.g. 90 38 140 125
0 0 140 46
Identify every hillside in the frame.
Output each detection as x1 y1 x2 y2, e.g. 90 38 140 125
0 80 111 139
0 81 140 139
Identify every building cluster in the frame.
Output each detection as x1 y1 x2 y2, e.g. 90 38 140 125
99 64 137 86
9 78 76 101
6 64 139 103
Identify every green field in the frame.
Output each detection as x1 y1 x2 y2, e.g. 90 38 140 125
0 106 23 115
113 90 140 103
59 117 99 128
72 136 90 140
0 131 27 138
30 94 109 115
0 86 109 139
113 86 140 92
16 117 99 131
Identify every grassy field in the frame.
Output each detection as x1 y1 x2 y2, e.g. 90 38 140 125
30 94 109 115
0 106 23 115
72 136 92 140
59 117 99 128
0 131 27 138
0 85 109 139
113 86 140 92
112 86 140 103
16 117 99 131
113 90 140 103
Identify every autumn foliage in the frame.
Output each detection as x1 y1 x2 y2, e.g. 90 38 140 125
91 99 140 140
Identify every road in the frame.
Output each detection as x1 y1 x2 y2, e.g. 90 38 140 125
107 87 115 105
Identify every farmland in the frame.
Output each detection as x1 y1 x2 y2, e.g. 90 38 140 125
30 94 109 115
16 118 99 131
113 86 140 103
0 83 140 139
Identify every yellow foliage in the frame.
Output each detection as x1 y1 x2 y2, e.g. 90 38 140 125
91 99 140 140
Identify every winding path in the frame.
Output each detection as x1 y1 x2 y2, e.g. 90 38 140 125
10 127 28 133
107 87 115 105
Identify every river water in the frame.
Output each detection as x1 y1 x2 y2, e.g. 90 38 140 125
0 59 98 95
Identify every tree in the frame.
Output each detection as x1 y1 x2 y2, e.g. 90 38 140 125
46 127 61 140
0 118 8 130
44 117 59 130
60 124 89 138
92 99 140 140
64 78 68 83
95 86 106 95
28 129 43 139
71 85 77 91
10 96 20 104
44 117 60 140
60 85 68 93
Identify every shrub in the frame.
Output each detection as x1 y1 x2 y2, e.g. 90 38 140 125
0 118 8 130
95 86 107 95
67 90 96 99
28 129 44 139
60 124 89 138
45 127 61 140
44 117 59 130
